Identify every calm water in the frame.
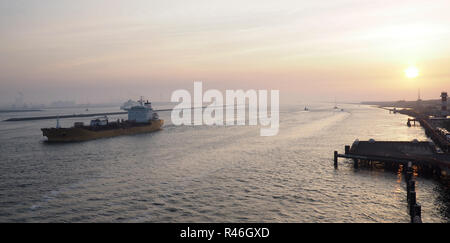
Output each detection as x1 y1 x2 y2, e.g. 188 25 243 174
0 103 448 222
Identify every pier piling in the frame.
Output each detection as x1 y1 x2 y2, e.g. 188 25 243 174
407 180 415 202
408 180 415 192
411 204 422 223
345 145 350 155
408 191 416 206
333 144 428 223
334 151 338 168
405 168 413 182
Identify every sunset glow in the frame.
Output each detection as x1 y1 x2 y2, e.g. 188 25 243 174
405 66 419 79
0 0 449 104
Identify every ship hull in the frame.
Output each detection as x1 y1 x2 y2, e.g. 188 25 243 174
42 119 164 142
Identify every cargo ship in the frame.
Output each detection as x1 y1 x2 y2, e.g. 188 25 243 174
42 98 163 142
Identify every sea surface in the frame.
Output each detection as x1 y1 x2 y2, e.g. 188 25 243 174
0 103 448 222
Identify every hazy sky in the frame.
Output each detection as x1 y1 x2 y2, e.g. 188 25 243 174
1 0 449 105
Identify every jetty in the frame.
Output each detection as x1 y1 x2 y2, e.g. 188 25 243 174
337 92 450 222
334 140 450 223
395 108 450 153
2 108 175 122
0 109 42 113
334 140 450 177
2 106 228 122
4 111 127 121
333 108 450 223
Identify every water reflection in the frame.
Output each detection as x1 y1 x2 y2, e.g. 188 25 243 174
435 181 450 222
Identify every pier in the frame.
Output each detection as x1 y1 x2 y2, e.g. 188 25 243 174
396 108 450 153
417 118 450 153
335 95 450 223
381 106 450 153
334 140 450 178
0 109 42 113
334 140 450 223
407 118 418 127
2 108 174 122
2 107 213 122
3 111 128 121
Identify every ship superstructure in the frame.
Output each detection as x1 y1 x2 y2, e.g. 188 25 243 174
125 98 159 123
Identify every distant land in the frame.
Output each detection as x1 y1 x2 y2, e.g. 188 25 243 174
361 99 442 109
0 100 174 111
0 109 42 113
361 98 448 121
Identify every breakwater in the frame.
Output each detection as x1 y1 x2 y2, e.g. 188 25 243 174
3 108 176 122
3 111 128 121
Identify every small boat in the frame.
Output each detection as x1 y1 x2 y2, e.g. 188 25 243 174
333 97 339 109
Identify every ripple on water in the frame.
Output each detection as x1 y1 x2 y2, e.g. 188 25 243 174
0 104 448 222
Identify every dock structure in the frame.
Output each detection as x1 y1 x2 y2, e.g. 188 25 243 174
393 108 450 153
407 118 418 127
334 140 450 177
336 100 450 222
417 118 450 153
334 140 450 223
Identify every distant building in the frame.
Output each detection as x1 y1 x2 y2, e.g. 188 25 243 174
430 91 449 127
441 91 448 117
